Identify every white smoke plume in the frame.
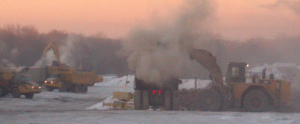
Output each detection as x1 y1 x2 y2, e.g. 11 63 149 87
121 0 216 84
34 34 78 68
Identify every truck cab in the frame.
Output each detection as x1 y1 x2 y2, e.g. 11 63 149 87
10 74 42 99
1 68 42 99
44 74 63 91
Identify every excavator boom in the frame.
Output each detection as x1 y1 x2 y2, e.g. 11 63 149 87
189 49 224 87
42 42 60 62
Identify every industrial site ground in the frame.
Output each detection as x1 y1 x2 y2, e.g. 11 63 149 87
1 72 300 124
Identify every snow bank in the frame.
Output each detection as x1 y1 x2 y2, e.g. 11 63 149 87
96 75 135 87
179 79 211 90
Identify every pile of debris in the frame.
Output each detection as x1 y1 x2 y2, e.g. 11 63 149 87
103 92 134 110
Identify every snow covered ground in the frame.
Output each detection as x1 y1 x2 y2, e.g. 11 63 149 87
1 111 300 124
1 73 300 124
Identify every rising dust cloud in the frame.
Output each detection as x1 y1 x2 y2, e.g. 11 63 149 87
121 0 216 83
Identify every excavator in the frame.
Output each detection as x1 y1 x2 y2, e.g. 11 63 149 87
134 48 291 112
42 42 67 67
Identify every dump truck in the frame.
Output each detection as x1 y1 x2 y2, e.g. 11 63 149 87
134 49 291 112
0 67 42 99
134 77 181 110
92 75 104 86
39 41 100 93
43 66 96 93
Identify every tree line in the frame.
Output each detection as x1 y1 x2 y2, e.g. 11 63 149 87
0 24 127 76
1 24 300 78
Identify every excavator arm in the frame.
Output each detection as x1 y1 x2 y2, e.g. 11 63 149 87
189 49 224 88
189 49 229 111
42 42 60 62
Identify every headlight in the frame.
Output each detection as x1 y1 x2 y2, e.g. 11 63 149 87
38 86 42 89
44 81 47 83
31 86 35 89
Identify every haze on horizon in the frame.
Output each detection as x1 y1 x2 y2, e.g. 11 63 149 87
1 0 300 40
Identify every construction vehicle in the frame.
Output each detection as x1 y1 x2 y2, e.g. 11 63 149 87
134 77 181 110
42 42 62 66
43 67 96 93
89 75 104 86
0 67 42 99
41 42 97 93
134 49 291 112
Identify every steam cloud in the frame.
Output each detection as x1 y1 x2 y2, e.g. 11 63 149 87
34 34 78 68
0 59 17 68
121 0 216 84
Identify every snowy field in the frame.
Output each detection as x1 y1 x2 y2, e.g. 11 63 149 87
2 111 300 124
1 70 300 124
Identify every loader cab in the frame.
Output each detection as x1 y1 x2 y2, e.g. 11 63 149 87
225 62 247 84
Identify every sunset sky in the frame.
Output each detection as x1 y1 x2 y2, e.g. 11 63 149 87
1 0 299 40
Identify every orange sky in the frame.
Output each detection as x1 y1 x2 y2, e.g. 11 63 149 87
1 0 299 40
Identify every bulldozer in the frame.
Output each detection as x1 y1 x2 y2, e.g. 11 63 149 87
41 42 98 93
134 49 291 112
0 67 42 99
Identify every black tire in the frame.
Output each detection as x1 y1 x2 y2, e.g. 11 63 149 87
164 91 172 110
219 93 229 111
142 90 149 110
66 87 72 92
243 90 268 112
25 93 34 99
197 89 221 111
46 87 54 91
134 90 142 110
12 87 21 98
172 90 180 110
0 87 3 97
59 83 66 92
81 85 88 93
73 85 80 93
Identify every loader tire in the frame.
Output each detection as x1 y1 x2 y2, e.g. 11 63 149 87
12 87 21 98
134 90 142 110
198 89 221 111
73 85 81 93
164 91 172 110
142 90 149 110
46 87 54 91
81 85 88 93
25 93 34 99
0 87 3 97
172 90 180 110
243 90 268 112
217 90 229 111
59 83 67 92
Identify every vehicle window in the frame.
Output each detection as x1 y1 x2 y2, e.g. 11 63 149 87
231 67 239 77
